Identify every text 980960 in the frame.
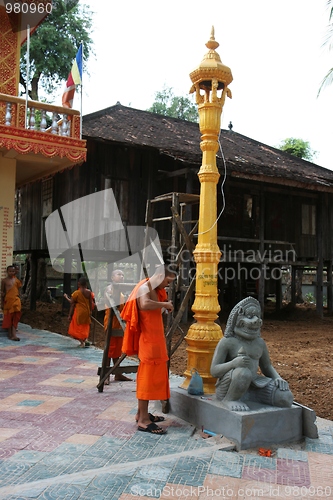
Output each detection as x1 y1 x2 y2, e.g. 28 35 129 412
4 1 53 15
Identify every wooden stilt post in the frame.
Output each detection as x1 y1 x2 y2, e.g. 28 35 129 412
97 307 114 393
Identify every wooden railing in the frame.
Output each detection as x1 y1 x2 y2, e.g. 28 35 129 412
0 93 81 139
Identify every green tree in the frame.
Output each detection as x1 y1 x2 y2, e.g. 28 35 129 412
277 138 316 161
20 0 94 101
147 87 198 122
318 0 333 95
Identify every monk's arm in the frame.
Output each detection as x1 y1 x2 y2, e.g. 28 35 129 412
138 292 173 312
68 299 75 321
104 285 113 306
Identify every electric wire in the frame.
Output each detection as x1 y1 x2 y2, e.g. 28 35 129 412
194 131 227 236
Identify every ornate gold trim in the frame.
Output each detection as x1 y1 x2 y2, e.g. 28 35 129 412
0 125 86 162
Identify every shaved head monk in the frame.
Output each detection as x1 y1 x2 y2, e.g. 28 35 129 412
121 264 176 435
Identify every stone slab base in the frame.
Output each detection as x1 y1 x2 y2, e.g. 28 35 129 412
169 386 303 450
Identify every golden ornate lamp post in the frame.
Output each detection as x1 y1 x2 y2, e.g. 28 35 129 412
182 27 233 393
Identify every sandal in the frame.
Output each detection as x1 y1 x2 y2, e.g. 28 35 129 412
137 422 167 434
135 413 165 423
148 413 165 423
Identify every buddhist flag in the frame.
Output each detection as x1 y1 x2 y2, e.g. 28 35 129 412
62 44 83 109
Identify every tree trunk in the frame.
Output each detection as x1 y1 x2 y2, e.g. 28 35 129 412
30 74 40 101
20 72 26 94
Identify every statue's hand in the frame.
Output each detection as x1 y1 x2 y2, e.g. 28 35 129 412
274 378 289 391
233 354 251 369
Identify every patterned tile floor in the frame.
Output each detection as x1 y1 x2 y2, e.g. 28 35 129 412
0 323 332 499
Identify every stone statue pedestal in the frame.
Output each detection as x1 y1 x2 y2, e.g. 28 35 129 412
169 387 311 450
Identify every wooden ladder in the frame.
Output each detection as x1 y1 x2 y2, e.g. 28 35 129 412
144 192 199 365
96 191 200 393
96 293 138 392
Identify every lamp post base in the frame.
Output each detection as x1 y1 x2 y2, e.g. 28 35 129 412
181 323 222 393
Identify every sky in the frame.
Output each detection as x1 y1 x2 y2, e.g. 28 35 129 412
65 0 333 170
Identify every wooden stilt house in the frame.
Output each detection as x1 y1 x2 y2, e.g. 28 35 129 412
14 104 333 317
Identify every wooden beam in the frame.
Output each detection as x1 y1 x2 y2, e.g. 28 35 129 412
258 190 265 311
291 265 297 306
157 167 195 179
166 278 195 341
327 195 333 315
275 277 282 311
29 252 38 311
218 236 295 245
316 199 323 318
170 206 195 254
166 193 179 366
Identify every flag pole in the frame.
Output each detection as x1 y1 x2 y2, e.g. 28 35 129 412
80 42 83 139
25 24 30 128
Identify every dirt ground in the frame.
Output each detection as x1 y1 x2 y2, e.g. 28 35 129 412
20 300 333 420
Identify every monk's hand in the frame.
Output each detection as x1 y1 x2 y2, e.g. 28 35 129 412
274 377 289 391
164 301 174 313
233 354 251 368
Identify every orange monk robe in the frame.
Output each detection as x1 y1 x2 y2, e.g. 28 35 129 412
2 278 22 329
104 293 125 359
121 279 170 401
68 290 92 341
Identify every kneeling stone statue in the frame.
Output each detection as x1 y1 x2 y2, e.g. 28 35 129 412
211 297 293 411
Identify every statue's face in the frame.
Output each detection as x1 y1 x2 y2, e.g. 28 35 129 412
234 304 262 340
